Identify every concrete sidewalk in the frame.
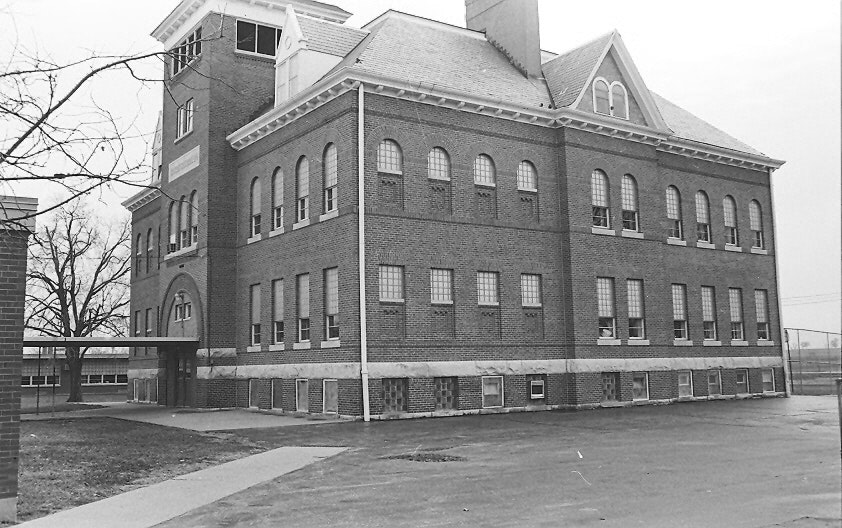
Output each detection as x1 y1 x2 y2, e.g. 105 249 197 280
22 402 347 431
15 446 346 528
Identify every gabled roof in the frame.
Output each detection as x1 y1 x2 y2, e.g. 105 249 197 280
297 14 368 56
543 32 612 108
652 93 765 157
325 11 553 109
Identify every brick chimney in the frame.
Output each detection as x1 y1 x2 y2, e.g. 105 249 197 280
466 0 542 78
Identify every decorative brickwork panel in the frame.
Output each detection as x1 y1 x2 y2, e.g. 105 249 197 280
434 377 458 411
473 187 497 220
378 173 403 209
429 181 452 215
430 306 455 338
379 305 405 339
382 378 408 413
478 308 501 339
523 308 544 340
518 191 538 223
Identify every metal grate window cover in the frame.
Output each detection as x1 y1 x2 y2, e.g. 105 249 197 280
434 377 458 411
382 378 408 413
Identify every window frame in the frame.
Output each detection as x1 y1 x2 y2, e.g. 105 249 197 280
427 147 451 181
701 286 718 341
632 372 649 401
626 279 645 339
596 277 616 339
476 271 500 306
677 370 693 398
323 143 338 214
377 139 403 174
430 268 454 305
707 369 722 396
761 368 775 393
735 369 749 394
324 267 339 341
272 167 284 231
473 154 496 187
249 177 262 238
723 195 739 246
378 265 405 303
728 287 745 341
591 169 610 228
695 191 712 242
520 274 542 308
672 284 689 340
296 156 310 222
749 200 765 249
666 186 684 240
621 174 639 232
481 375 504 408
176 98 194 139
755 289 771 341
235 19 282 57
516 160 537 192
592 77 629 120
297 273 310 343
171 27 202 77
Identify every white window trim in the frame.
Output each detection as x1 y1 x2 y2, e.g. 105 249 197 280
481 376 504 408
678 371 694 398
293 341 311 350
529 379 545 399
268 343 284 352
730 340 749 346
234 19 281 58
246 345 261 353
246 234 262 244
269 227 285 237
762 368 776 393
592 77 630 120
597 338 621 346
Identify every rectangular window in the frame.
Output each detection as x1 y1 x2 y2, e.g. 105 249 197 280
297 163 309 222
176 99 194 139
171 27 202 76
297 274 310 342
601 372 619 401
324 268 339 340
250 284 261 346
434 377 458 411
755 289 770 340
248 379 259 408
626 279 645 339
520 274 542 307
183 302 191 320
378 265 404 302
382 378 408 413
482 376 504 408
707 370 722 396
729 288 744 340
762 368 775 392
677 370 693 397
672 284 688 340
736 369 749 394
632 373 649 401
701 286 717 340
476 272 499 306
272 279 284 344
530 379 545 399
296 379 309 412
324 145 338 213
145 308 153 336
236 20 281 56
430 268 453 304
323 379 338 414
596 277 615 338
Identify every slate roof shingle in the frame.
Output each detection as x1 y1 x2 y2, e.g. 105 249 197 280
297 14 368 57
543 32 612 109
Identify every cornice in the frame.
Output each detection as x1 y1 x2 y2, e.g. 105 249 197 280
226 70 784 172
122 186 162 212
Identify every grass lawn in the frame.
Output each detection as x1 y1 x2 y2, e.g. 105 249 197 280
20 402 106 414
16 418 268 523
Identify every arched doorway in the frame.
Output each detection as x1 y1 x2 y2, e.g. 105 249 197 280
161 276 203 407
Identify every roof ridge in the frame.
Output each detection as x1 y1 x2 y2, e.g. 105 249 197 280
296 10 368 32
549 30 615 62
361 9 487 40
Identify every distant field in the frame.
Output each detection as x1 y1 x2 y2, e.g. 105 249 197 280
788 347 841 394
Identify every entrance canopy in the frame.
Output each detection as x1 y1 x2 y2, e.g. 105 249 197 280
23 336 199 347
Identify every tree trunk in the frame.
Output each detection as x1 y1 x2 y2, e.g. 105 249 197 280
66 347 84 402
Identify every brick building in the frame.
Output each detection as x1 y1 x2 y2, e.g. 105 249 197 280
124 0 786 419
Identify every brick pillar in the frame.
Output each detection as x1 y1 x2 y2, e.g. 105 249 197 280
0 196 38 522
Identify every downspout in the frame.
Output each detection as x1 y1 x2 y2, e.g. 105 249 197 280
768 166 791 396
357 82 371 421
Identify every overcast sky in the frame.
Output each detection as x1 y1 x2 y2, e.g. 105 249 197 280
3 0 840 334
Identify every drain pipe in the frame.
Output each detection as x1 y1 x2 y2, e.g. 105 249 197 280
357 81 371 422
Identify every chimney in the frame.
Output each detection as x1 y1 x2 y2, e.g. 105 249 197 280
466 0 542 78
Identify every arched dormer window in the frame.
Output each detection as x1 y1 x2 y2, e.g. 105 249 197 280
695 191 711 242
272 167 283 230
591 169 610 228
427 147 450 181
517 161 537 191
723 195 739 246
377 139 402 173
593 77 629 119
250 178 261 238
323 143 338 214
749 200 764 249
665 186 683 239
621 175 639 231
473 154 496 186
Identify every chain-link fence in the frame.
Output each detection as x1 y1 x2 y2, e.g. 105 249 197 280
785 328 842 395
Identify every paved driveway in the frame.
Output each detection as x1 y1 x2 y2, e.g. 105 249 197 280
153 396 840 527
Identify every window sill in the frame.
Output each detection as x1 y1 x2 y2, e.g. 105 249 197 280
319 209 339 222
478 302 500 307
751 248 768 255
268 344 284 351
517 187 537 193
431 301 454 306
379 298 405 304
522 304 543 309
269 228 284 238
621 230 643 239
724 245 743 253
591 227 615 236
293 342 311 350
757 340 776 347
246 234 262 244
320 340 340 349
234 49 276 61
632 397 650 403
673 339 694 346
667 238 687 246
246 345 261 352
173 130 193 145
730 340 749 347
696 241 716 250
474 182 497 189
627 339 649 346
292 218 310 230
597 338 621 346
702 340 722 347
428 175 451 182
163 244 198 261
378 168 403 176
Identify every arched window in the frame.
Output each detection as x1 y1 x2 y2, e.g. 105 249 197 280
695 191 711 243
621 175 639 231
377 139 402 173
146 228 153 273
517 161 537 191
250 178 261 237
135 233 142 275
178 196 189 248
749 200 764 249
611 83 628 119
427 147 450 181
665 186 683 239
168 202 178 253
591 169 610 228
189 191 198 245
323 143 338 214
593 79 610 115
723 195 739 246
296 156 309 222
473 154 496 186
272 167 283 230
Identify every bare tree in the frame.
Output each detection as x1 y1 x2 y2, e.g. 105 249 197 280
25 201 131 402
